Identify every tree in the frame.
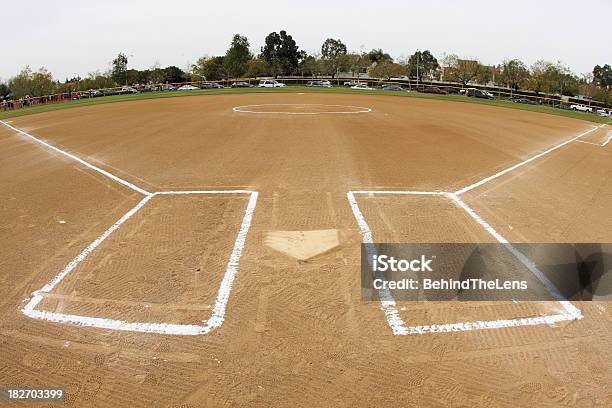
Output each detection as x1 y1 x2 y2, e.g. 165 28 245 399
77 72 114 91
321 38 347 77
7 66 33 97
0 82 12 100
444 56 483 86
224 34 252 78
593 64 612 89
527 60 550 93
476 65 495 85
8 66 55 98
149 68 167 84
341 53 368 78
161 66 186 83
368 61 405 80
579 81 599 100
30 67 56 96
297 54 322 76
111 53 129 85
526 61 578 95
548 63 578 96
405 50 439 81
245 58 271 78
260 30 301 76
366 49 392 64
595 87 610 105
192 56 226 81
126 69 149 85
499 59 529 90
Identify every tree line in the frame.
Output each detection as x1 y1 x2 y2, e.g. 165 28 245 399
1 30 610 104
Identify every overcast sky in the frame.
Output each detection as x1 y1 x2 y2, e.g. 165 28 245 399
2 0 610 81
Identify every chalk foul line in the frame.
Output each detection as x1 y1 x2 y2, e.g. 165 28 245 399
455 126 601 195
0 120 151 196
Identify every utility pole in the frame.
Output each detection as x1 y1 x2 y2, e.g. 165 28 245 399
416 50 420 90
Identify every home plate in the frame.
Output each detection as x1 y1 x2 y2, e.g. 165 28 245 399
265 229 339 260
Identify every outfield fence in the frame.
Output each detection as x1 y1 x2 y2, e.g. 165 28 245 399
1 77 610 115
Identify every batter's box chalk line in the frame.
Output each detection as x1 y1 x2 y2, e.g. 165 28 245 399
347 191 582 335
346 125 604 335
1 120 258 335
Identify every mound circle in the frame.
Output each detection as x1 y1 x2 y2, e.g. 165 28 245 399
232 103 372 115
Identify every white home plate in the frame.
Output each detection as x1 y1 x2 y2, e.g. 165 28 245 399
265 229 339 260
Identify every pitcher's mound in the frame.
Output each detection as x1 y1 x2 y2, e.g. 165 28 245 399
265 229 339 260
233 104 372 114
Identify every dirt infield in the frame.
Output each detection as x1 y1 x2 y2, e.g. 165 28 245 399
1 92 611 407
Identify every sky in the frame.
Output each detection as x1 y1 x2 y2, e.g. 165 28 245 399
1 0 610 81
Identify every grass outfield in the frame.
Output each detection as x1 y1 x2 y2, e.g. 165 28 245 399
1 86 610 124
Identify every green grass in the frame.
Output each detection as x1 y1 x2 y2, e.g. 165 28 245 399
1 86 610 124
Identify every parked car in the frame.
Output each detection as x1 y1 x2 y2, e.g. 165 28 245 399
178 85 199 91
200 82 223 89
80 90 103 98
466 88 494 99
418 87 448 95
570 104 593 112
259 80 286 88
509 96 536 105
343 81 358 87
350 83 372 90
102 89 121 96
553 104 572 110
160 85 177 91
446 87 462 94
305 80 332 88
120 87 139 94
596 109 611 117
382 85 406 92
231 82 253 88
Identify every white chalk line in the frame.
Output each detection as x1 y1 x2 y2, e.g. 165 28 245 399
445 193 581 318
455 126 601 195
233 103 372 115
574 129 612 148
348 123 609 334
348 190 582 335
575 139 601 146
23 191 259 335
0 120 151 196
349 190 445 196
1 121 260 335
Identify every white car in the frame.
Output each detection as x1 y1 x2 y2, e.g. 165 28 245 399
350 83 372 90
177 85 199 91
570 104 592 112
596 109 611 117
258 80 286 88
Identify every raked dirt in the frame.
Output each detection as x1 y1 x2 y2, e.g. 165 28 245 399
1 93 611 407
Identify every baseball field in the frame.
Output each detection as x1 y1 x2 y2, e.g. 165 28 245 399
1 91 611 407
